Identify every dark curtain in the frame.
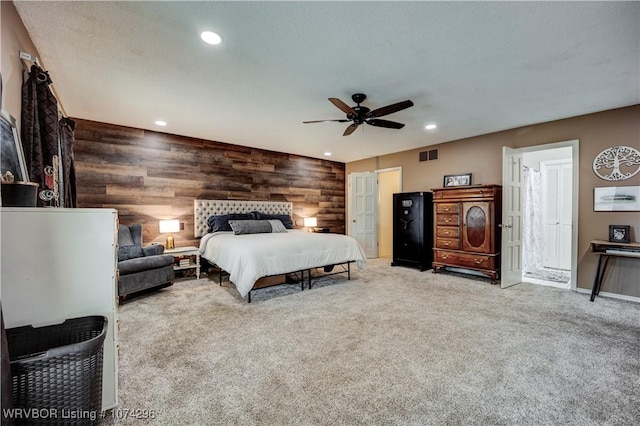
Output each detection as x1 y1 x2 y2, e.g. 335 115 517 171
21 64 59 206
59 117 77 207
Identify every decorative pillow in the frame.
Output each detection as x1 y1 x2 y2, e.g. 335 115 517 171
207 213 255 233
228 220 274 235
267 219 288 233
118 244 144 261
253 212 294 229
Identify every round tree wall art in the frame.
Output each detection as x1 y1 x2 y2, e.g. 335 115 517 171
592 146 640 181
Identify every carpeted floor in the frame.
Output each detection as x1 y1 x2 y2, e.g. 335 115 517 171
107 258 640 425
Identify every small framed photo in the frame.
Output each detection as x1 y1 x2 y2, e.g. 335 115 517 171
443 173 472 187
608 225 630 244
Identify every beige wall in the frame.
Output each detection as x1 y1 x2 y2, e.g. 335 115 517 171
1 1 42 127
347 105 640 298
377 169 400 257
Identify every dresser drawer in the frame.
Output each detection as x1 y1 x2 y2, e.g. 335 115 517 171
436 214 459 226
435 250 495 270
436 226 460 238
436 203 459 214
436 238 460 249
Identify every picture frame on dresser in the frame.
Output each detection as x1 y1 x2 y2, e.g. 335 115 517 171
443 173 472 187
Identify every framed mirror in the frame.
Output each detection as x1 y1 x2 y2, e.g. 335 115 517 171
1 109 29 182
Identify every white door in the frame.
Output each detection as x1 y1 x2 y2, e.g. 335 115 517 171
541 160 572 269
501 147 523 288
349 172 378 258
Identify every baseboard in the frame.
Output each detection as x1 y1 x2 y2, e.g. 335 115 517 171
576 288 640 303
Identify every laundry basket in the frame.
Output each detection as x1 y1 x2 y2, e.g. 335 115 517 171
6 316 108 425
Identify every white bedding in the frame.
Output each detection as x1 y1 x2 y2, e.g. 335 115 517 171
199 230 366 297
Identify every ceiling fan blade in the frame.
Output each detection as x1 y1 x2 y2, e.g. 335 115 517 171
329 98 356 115
343 123 359 136
303 119 351 123
366 100 414 118
366 119 405 129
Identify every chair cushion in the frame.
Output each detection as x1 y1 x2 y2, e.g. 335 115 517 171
118 244 144 261
118 254 176 275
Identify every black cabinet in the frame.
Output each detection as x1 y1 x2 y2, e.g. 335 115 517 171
391 192 434 271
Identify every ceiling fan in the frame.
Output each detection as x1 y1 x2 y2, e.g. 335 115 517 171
303 93 414 136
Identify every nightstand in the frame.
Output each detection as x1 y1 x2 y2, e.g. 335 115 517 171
164 246 201 279
312 227 330 233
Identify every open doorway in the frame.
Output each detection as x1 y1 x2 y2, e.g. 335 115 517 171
348 168 402 259
377 168 401 258
522 148 573 289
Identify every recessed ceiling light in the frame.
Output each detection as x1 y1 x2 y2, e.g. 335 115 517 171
324 152 332 156
425 124 437 130
155 120 167 126
201 31 222 45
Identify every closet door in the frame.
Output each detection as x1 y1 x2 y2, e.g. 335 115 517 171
541 161 572 269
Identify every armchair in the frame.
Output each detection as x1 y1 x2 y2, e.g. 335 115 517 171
117 224 175 299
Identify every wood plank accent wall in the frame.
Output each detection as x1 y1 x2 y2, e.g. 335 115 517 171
73 119 346 247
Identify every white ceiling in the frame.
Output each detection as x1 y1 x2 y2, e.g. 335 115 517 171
14 1 640 163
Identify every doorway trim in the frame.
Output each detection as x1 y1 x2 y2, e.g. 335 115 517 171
505 139 579 290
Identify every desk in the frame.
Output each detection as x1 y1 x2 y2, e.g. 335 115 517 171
589 240 640 301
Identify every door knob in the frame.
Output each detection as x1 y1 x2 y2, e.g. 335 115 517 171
500 224 513 229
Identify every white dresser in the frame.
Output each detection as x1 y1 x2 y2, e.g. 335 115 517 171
0 207 119 410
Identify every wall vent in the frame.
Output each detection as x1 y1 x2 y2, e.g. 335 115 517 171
419 149 438 162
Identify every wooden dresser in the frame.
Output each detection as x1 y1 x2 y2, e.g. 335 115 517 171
432 185 502 283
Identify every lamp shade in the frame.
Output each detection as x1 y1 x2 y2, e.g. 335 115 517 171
159 219 180 233
303 217 317 228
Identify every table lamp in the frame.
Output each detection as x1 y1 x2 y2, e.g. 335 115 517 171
159 219 180 249
304 217 317 232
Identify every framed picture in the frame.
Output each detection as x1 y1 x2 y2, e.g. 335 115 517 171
1 109 29 182
609 225 630 244
594 186 640 211
443 173 472 187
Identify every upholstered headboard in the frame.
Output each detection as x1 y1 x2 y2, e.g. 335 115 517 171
194 199 294 238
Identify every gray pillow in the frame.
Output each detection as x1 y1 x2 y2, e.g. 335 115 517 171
253 212 294 229
118 244 144 261
207 213 255 233
228 220 275 235
267 219 288 233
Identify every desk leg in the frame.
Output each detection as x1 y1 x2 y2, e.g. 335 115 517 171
590 255 610 302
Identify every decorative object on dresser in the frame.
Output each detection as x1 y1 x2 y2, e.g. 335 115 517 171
443 173 472 187
391 192 434 271
432 185 502 284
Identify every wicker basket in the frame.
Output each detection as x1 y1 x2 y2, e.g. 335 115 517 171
6 316 108 425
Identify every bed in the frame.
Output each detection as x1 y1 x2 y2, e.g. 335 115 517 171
195 199 366 301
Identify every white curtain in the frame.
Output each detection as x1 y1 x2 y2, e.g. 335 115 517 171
522 167 543 273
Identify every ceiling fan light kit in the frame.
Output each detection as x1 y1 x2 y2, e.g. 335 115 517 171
304 93 414 136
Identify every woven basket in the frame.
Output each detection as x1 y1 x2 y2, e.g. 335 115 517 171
6 316 107 425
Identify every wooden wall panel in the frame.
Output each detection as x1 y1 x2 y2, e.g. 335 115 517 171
73 119 346 247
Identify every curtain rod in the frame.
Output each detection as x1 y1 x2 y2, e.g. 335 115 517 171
19 51 68 118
